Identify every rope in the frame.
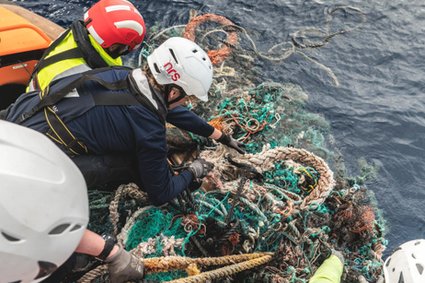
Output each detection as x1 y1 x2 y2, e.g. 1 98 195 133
109 183 149 236
79 6 386 282
144 252 272 272
118 205 155 246
78 253 273 282
165 254 273 283
201 145 335 208
77 265 107 283
184 13 238 65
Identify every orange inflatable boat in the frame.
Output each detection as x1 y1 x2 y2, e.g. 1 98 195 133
0 2 63 108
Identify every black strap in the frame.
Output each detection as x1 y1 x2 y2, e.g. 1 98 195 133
29 28 72 83
92 92 140 106
96 235 116 262
29 21 109 89
17 68 132 124
127 74 167 124
43 91 141 156
71 21 109 69
33 48 82 72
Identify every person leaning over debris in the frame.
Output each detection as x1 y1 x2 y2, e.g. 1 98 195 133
3 36 245 205
0 121 144 283
27 0 146 92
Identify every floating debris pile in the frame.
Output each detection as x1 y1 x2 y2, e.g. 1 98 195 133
80 7 385 283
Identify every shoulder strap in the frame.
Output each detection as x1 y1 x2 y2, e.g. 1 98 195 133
17 67 133 124
33 48 82 73
30 21 109 85
29 28 73 83
71 21 109 69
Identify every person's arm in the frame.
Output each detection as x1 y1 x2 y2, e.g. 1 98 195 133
136 128 193 205
75 229 119 259
75 229 144 283
167 106 245 153
167 106 215 137
131 107 194 205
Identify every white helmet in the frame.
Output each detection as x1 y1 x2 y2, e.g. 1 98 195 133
384 239 425 283
147 37 213 102
0 121 89 283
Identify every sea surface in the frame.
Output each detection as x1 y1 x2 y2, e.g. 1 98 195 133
15 0 425 256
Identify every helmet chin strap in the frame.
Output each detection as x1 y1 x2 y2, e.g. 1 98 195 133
106 44 130 59
165 85 187 107
107 48 123 59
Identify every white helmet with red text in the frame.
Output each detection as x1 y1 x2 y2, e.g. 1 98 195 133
383 239 425 283
0 121 89 283
147 37 213 102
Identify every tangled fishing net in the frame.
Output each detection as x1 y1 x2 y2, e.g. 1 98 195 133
78 5 386 283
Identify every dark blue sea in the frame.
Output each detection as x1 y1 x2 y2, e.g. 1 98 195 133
15 0 425 256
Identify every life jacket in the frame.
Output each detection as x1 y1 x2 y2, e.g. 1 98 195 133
9 67 167 156
27 21 122 92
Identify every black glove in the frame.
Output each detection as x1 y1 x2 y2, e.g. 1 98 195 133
217 133 246 154
188 158 214 179
106 245 144 283
188 179 203 192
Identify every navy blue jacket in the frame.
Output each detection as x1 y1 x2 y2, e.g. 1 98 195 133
6 67 215 205
68 105 213 204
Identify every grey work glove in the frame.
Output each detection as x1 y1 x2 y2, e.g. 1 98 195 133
331 249 344 264
188 158 214 179
106 245 144 283
217 133 246 154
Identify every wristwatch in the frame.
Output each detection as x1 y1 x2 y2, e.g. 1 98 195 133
96 234 117 262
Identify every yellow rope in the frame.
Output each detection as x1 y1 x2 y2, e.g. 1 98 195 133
165 254 273 283
144 252 273 272
77 253 273 283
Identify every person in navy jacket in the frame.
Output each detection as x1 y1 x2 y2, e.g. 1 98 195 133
5 37 244 205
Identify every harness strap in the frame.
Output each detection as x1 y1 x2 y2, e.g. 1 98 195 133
17 68 131 124
45 107 88 156
19 67 164 156
43 91 142 156
92 91 141 106
128 73 167 124
33 48 82 75
71 21 109 69
28 28 72 87
29 21 109 90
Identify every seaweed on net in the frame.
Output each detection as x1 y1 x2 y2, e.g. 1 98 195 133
82 7 387 283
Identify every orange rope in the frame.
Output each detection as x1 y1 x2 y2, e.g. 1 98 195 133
184 13 239 65
208 117 224 131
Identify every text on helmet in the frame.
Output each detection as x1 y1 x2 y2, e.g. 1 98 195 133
163 62 180 81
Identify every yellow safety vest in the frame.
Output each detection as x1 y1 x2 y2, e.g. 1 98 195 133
28 21 122 92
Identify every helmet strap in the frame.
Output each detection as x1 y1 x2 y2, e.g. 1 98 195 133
106 44 129 59
165 85 187 107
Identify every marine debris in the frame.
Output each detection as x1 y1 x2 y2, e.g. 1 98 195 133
79 7 385 283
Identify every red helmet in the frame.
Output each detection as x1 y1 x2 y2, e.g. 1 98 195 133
84 0 146 52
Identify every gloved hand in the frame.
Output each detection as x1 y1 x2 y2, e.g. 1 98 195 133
106 245 144 283
217 133 246 154
188 158 214 179
188 179 203 192
331 249 344 264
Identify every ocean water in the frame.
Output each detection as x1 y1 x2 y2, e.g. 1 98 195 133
15 0 425 256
